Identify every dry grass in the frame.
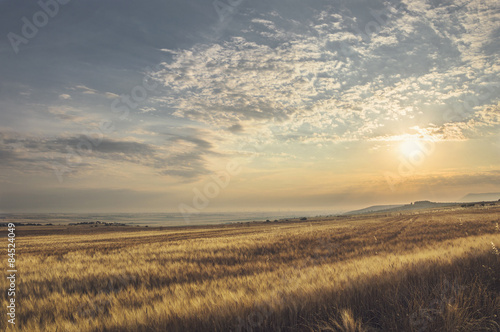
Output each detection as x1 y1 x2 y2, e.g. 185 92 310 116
1 206 499 331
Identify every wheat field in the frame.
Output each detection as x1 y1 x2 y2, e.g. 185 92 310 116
1 206 500 331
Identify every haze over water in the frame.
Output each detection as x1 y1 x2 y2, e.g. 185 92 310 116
0 211 341 227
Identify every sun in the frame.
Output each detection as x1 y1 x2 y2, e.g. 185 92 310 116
399 138 422 158
398 135 436 162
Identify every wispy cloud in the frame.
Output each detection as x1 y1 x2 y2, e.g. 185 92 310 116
0 129 218 181
151 0 499 145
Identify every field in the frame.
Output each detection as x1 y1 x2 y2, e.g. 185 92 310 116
1 206 500 331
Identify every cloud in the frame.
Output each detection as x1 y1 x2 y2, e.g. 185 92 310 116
0 131 145 164
139 107 156 113
0 133 81 174
74 85 98 95
58 94 72 100
149 0 500 146
0 147 16 163
48 106 86 123
68 86 121 101
105 92 120 99
0 130 218 181
160 130 220 179
3 135 156 163
228 123 244 133
415 101 500 141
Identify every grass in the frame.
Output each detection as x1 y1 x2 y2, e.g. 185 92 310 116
1 206 499 331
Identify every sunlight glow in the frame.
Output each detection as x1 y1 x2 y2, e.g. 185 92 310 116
399 139 422 158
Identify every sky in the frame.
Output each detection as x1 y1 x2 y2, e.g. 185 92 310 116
0 0 499 213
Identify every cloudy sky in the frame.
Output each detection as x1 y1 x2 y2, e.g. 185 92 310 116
0 0 499 213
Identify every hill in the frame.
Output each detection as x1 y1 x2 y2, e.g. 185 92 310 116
461 192 500 202
345 200 457 215
343 204 404 215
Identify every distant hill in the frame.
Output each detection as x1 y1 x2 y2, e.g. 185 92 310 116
382 201 457 213
460 193 500 202
344 195 500 216
344 204 404 215
344 201 457 216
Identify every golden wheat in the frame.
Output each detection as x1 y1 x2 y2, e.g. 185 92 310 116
1 206 499 331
